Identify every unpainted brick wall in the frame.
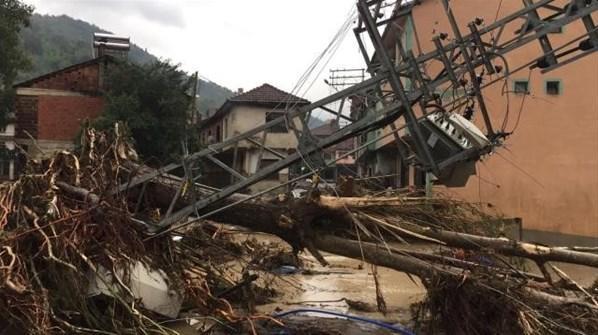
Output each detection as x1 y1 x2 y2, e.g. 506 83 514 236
28 63 101 93
37 95 104 141
15 95 39 138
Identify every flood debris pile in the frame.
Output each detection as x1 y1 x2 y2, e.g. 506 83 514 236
0 128 276 334
333 206 597 333
179 186 598 334
285 196 598 334
1 127 597 334
416 274 598 335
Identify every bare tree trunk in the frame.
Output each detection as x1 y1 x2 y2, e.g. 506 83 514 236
359 218 598 268
56 181 100 204
313 235 598 311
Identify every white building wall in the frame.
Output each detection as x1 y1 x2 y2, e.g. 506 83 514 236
227 105 302 149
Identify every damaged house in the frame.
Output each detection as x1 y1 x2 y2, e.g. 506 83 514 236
198 83 310 193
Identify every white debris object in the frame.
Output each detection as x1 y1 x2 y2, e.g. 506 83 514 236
88 261 183 318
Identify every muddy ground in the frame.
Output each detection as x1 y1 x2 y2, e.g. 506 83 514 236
169 228 598 334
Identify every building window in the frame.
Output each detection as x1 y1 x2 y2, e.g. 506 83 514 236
223 118 228 139
545 80 562 95
513 80 530 94
265 112 288 133
360 133 367 145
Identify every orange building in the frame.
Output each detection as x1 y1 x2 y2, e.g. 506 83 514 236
362 0 598 245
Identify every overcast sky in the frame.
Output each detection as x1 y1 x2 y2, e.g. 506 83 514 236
25 0 370 102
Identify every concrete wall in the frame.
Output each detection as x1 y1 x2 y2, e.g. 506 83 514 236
241 148 289 176
16 138 76 160
226 105 302 150
401 0 598 242
200 105 302 152
199 147 291 194
197 105 298 194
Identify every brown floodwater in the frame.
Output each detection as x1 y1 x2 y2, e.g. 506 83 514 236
172 231 598 333
257 252 426 321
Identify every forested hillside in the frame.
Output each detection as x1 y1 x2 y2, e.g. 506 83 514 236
18 14 233 113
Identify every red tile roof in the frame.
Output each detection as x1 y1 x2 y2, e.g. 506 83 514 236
200 83 310 129
230 83 309 105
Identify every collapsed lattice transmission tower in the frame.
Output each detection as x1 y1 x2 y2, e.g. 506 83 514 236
117 0 598 232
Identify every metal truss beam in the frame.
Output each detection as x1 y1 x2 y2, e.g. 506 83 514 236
116 0 598 230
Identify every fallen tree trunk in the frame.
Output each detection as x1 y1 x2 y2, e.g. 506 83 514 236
114 163 598 269
356 213 598 268
314 235 598 311
56 181 100 204
53 180 554 284
317 195 425 208
413 226 598 267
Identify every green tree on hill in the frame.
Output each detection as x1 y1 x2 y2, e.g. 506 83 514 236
95 60 195 163
17 14 234 114
0 0 33 126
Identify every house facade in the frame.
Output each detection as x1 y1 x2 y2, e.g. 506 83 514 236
198 84 310 193
358 0 598 245
12 56 112 164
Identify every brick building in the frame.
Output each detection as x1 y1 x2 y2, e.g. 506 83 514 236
10 56 113 173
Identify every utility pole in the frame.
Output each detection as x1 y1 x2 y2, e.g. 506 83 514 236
182 72 200 158
325 68 365 125
190 72 199 125
327 68 365 89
